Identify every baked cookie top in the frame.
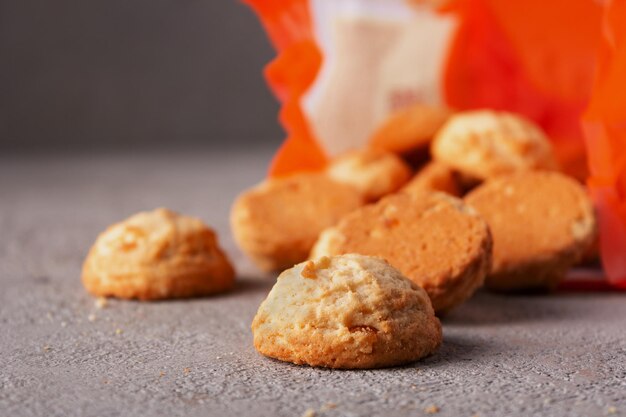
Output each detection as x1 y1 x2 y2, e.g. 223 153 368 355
311 192 492 313
82 208 234 299
230 174 364 271
464 171 596 286
432 110 557 180
326 148 412 202
401 161 461 197
369 104 452 154
252 254 441 369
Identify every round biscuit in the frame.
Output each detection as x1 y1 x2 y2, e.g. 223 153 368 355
311 192 492 313
432 110 557 180
326 148 412 202
230 174 364 272
252 254 442 369
464 171 597 291
401 161 461 197
82 208 235 300
369 104 452 155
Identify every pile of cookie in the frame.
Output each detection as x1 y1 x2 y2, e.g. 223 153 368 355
81 108 597 370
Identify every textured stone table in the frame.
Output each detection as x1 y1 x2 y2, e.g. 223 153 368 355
1 150 624 417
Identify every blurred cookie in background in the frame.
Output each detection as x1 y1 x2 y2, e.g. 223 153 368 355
311 192 492 314
326 148 412 202
401 160 462 197
231 174 364 272
369 104 453 167
82 208 235 300
465 171 597 292
432 110 558 181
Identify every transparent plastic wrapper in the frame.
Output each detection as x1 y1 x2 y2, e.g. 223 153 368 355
244 0 456 174
244 0 626 287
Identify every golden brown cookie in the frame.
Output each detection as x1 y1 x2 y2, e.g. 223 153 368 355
464 171 597 292
401 161 461 197
431 110 558 180
230 174 364 272
326 148 412 202
82 208 235 300
251 254 442 369
311 192 492 313
369 104 452 157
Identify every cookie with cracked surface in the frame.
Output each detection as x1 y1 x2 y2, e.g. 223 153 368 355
82 208 235 300
326 148 412 202
401 161 462 197
251 254 442 369
230 174 364 272
311 192 492 313
464 171 597 292
432 110 558 180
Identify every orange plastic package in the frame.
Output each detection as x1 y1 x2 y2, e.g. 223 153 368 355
244 0 626 287
583 0 626 289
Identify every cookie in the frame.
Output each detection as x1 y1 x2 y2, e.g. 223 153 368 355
311 192 492 313
230 174 364 272
326 148 412 202
464 171 597 292
82 208 235 300
431 110 558 180
401 161 461 197
369 104 452 157
251 254 442 369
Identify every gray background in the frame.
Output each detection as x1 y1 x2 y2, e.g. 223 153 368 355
1 0 282 152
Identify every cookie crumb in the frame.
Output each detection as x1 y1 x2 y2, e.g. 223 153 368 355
301 261 317 279
607 406 617 414
87 314 96 322
115 328 123 335
159 371 166 378
301 409 316 417
316 256 331 270
95 297 108 309
183 368 191 375
425 405 439 414
321 403 337 411
383 217 399 228
43 345 51 352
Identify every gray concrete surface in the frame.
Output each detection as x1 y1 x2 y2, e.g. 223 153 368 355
1 150 625 417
